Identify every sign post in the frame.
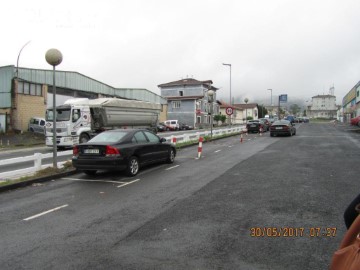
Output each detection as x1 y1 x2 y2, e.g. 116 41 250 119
278 94 287 118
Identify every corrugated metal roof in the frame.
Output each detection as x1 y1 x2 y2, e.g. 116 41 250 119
115 88 166 104
17 67 116 96
0 66 165 106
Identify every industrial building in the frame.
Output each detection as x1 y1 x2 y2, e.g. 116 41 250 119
0 65 166 133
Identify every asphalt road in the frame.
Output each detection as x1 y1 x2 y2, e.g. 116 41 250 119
0 122 359 269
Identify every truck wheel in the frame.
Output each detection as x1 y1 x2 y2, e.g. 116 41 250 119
84 170 97 176
126 156 139 176
167 148 175 164
80 133 90 143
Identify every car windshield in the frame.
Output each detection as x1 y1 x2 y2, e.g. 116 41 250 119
89 131 128 143
46 108 71 121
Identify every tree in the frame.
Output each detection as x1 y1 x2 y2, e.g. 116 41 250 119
214 114 226 123
290 104 301 115
257 105 268 118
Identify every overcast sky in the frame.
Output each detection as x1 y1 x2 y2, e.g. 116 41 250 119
2 0 360 105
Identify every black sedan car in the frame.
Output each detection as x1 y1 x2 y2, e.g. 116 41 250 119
72 129 176 176
246 120 266 133
180 123 194 130
156 123 167 132
269 120 296 137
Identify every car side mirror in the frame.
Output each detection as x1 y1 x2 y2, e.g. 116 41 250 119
160 137 167 143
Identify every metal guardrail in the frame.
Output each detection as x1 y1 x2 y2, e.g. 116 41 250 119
0 126 245 181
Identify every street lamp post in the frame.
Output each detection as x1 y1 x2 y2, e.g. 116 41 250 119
222 63 232 105
45 48 63 169
267 89 272 106
16 40 31 78
208 89 215 139
244 98 249 124
223 63 232 126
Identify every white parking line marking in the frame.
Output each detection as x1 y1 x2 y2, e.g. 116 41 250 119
165 165 180 170
214 150 221 153
117 179 140 188
24 204 68 221
63 178 125 184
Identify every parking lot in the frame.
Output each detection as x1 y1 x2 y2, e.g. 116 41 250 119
0 122 360 269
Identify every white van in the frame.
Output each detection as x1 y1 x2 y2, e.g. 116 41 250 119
164 120 179 130
28 117 46 134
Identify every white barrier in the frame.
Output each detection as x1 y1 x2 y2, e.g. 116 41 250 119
0 126 246 181
0 150 72 180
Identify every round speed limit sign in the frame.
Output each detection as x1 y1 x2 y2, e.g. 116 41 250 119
225 107 234 115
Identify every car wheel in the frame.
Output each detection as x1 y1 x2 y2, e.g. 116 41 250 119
126 156 139 177
29 127 34 132
84 170 97 176
167 148 175 164
80 133 90 143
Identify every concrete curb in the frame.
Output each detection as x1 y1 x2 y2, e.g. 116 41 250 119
0 169 78 193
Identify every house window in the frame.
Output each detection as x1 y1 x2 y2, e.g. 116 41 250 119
172 101 181 109
36 85 42 96
179 90 184 97
196 101 201 110
24 83 30 95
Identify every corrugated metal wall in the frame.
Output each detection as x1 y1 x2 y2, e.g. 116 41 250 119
16 66 166 103
1 65 165 108
0 66 14 108
18 67 116 96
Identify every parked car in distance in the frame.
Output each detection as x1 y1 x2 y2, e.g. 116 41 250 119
72 129 176 176
159 122 175 131
259 118 270 131
283 115 295 124
246 119 266 133
350 116 360 127
180 123 194 130
163 120 179 130
303 117 310 123
270 120 296 137
156 123 167 132
28 117 46 134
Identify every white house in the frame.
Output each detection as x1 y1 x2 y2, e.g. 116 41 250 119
307 95 337 119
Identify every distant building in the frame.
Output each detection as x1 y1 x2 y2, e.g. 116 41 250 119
158 78 219 128
342 81 360 122
0 65 165 133
216 100 244 125
306 95 337 119
233 103 259 121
